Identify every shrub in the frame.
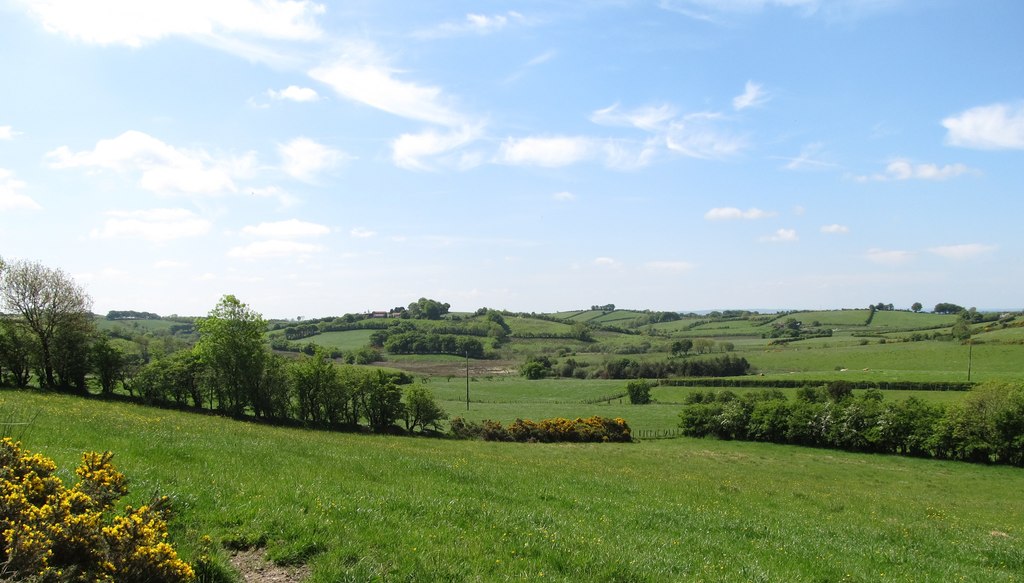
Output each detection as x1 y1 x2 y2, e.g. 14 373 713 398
0 438 194 582
626 379 652 404
450 416 631 443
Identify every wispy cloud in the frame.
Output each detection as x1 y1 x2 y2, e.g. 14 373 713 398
865 248 915 265
645 260 695 272
733 81 769 110
928 243 997 260
278 137 351 182
666 113 747 159
0 168 41 211
593 257 620 268
391 126 482 171
496 136 596 167
47 130 255 196
942 102 1024 150
267 85 320 102
854 158 974 182
778 142 837 171
350 227 376 239
761 228 798 243
591 103 677 132
310 44 471 128
90 208 211 242
415 11 526 39
0 126 19 140
552 191 577 202
820 224 849 234
227 240 324 259
241 219 329 239
18 0 325 47
658 0 892 23
705 207 777 220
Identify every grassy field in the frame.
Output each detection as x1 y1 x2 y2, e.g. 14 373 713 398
4 389 1020 582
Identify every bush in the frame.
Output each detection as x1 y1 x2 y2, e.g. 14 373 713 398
450 416 632 443
0 438 194 582
626 379 652 404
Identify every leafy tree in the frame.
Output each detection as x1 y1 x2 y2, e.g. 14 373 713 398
0 259 93 389
0 319 33 388
950 317 972 341
290 348 340 423
90 334 126 395
195 294 268 417
358 370 405 432
407 297 450 320
934 302 966 315
404 387 448 432
826 380 854 402
626 379 652 404
670 339 693 357
911 302 923 313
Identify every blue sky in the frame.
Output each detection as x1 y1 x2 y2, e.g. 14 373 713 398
2 0 1022 318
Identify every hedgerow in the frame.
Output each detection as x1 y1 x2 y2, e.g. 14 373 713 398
449 416 632 443
0 438 194 582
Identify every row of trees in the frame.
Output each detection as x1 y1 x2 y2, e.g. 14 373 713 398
677 381 1024 466
129 295 447 433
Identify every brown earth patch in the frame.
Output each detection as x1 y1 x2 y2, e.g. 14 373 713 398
229 548 311 583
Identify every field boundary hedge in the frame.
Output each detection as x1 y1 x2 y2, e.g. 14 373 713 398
659 378 974 391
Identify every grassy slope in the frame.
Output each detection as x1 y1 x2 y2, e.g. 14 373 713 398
5 390 1021 583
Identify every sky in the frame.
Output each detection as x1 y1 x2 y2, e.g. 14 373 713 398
1 0 1022 319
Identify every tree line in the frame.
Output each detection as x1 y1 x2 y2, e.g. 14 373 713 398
677 381 1024 466
0 259 448 435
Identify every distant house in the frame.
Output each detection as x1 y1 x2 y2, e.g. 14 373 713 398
369 311 389 319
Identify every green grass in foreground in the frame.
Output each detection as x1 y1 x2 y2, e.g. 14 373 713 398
3 389 1021 582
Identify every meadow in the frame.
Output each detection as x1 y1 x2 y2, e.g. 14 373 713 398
4 389 1021 582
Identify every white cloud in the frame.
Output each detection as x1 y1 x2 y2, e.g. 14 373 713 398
704 207 776 220
928 243 997 261
416 11 525 39
865 248 915 265
227 239 324 259
593 257 619 267
241 219 329 238
47 130 253 196
820 224 849 234
645 260 695 272
733 80 768 110
267 85 320 102
391 126 482 171
350 227 376 239
18 0 325 47
552 191 576 202
278 137 350 182
761 228 798 243
249 186 299 208
590 103 677 132
666 114 747 159
943 102 1024 150
496 136 596 167
0 126 19 140
855 158 973 182
779 142 837 171
310 46 469 128
90 208 211 242
495 136 654 170
0 168 41 211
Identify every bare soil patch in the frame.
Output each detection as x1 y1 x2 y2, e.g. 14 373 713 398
229 548 311 583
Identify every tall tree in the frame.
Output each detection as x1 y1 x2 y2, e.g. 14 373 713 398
195 295 267 417
0 259 93 389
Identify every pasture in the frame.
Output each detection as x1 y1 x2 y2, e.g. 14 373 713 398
4 389 1020 582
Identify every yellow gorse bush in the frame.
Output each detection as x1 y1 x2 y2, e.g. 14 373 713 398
0 438 194 582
